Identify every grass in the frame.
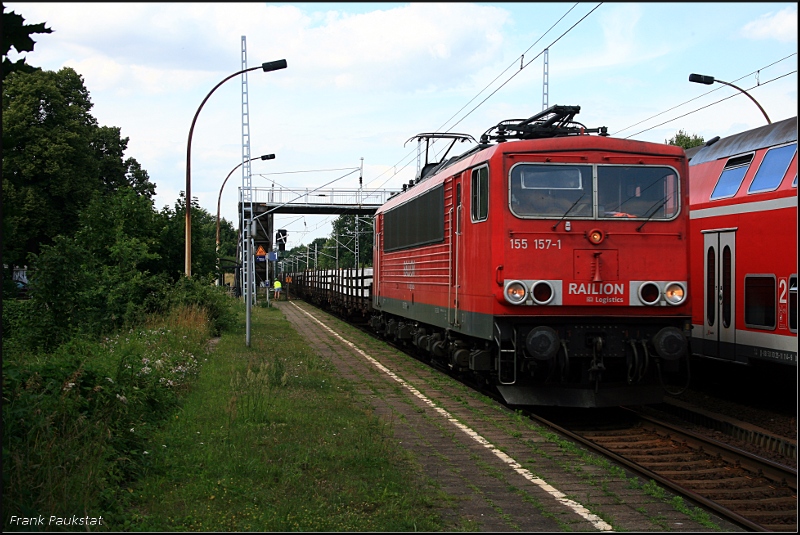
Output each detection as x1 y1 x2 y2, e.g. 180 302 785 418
2 304 213 529
118 303 446 531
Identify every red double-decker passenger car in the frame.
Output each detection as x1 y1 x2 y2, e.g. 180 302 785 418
687 117 797 370
368 106 692 407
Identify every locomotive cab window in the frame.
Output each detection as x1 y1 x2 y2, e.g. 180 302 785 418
748 143 797 194
471 165 489 222
744 275 776 330
510 164 592 217
710 153 754 200
597 166 679 220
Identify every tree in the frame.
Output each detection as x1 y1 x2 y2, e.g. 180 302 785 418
152 194 221 282
666 129 705 150
322 214 374 269
2 67 156 273
1 5 52 79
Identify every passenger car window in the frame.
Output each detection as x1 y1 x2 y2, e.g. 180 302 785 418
744 275 776 330
790 275 797 332
748 143 797 193
710 154 753 200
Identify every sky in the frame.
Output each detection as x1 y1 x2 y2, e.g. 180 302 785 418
5 2 798 251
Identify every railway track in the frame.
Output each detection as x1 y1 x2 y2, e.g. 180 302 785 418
530 407 797 532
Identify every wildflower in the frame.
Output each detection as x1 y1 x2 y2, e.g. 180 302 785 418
63 382 76 391
130 428 135 433
143 451 149 455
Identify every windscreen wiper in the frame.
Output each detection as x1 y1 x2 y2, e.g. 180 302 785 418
636 196 671 232
552 193 586 230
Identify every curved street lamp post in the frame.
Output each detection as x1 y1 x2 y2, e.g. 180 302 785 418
689 73 771 125
185 59 287 278
216 154 275 285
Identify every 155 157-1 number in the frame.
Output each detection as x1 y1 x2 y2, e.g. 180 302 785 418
510 238 561 250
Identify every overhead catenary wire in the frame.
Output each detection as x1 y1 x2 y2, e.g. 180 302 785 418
622 70 797 139
366 3 601 192
612 52 798 137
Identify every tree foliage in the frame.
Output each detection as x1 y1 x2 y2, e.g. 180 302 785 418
316 214 374 269
666 129 705 149
2 67 158 272
1 5 53 79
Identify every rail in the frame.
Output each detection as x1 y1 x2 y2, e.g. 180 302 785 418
530 407 797 532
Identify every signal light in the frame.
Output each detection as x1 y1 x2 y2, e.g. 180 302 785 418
531 281 554 305
276 229 287 252
588 228 604 245
638 282 661 305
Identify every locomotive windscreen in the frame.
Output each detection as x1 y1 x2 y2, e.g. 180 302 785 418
383 185 445 252
510 163 679 220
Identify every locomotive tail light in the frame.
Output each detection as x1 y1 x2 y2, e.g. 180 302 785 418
504 280 528 305
525 326 561 360
531 281 554 305
652 326 688 360
587 228 605 245
638 282 661 305
663 282 686 305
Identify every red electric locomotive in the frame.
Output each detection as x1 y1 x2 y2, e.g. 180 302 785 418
369 106 692 407
686 117 797 369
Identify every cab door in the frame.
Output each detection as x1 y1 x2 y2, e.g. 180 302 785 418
702 230 736 359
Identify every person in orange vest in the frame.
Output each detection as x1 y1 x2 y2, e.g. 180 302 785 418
273 279 282 300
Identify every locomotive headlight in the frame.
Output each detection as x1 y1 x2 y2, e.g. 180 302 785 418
504 281 528 305
638 282 661 305
664 282 686 305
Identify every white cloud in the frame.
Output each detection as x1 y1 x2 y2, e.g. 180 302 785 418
741 6 798 43
552 4 672 76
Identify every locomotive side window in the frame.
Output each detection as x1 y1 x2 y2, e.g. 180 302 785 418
471 165 489 222
790 275 797 332
748 143 797 194
710 153 754 200
744 275 776 330
383 185 445 252
597 166 679 220
509 164 592 217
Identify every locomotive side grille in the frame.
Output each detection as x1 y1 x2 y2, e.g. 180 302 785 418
384 185 445 251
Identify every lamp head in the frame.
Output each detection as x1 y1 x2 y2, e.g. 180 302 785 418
689 73 715 85
262 59 288 72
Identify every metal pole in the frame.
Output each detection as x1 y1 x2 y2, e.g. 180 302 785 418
245 222 251 346
186 61 285 278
